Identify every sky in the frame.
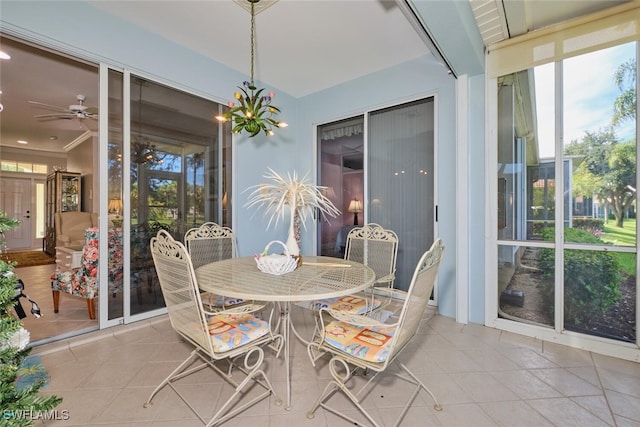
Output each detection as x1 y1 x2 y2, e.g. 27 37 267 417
535 42 636 158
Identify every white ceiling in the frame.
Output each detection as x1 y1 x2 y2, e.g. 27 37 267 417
0 0 629 154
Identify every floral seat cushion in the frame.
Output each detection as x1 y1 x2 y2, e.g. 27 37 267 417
201 292 245 308
322 320 396 363
205 312 269 353
312 295 380 315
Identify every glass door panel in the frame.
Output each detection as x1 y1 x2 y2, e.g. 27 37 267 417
368 98 435 291
107 68 124 321
317 116 364 258
498 243 554 328
496 41 637 346
127 75 228 320
561 43 637 342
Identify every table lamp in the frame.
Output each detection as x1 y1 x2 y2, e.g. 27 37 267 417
348 199 363 225
108 197 123 227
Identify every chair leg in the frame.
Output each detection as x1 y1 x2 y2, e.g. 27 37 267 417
307 357 442 426
52 290 60 313
86 298 96 319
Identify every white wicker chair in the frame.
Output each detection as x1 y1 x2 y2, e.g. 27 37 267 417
184 222 245 309
144 230 283 427
313 223 399 315
306 239 445 426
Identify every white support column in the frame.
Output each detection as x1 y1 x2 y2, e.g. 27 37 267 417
456 74 469 324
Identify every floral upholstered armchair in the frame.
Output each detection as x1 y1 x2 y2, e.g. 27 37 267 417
51 227 123 319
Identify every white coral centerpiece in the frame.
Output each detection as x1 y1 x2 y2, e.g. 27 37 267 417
245 168 340 256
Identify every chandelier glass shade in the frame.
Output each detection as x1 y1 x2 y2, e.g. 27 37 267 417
215 0 287 137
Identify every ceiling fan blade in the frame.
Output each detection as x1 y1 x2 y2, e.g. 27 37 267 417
28 100 70 112
85 106 99 114
34 113 74 120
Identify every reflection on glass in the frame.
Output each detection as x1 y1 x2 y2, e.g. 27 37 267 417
497 64 555 242
563 43 637 246
498 244 554 328
127 75 231 317
496 40 637 345
108 69 124 321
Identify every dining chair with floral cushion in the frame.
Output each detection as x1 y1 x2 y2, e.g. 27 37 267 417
144 230 283 426
51 227 123 319
184 222 246 310
306 239 445 426
312 223 399 315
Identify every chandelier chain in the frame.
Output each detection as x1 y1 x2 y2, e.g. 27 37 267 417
250 1 255 85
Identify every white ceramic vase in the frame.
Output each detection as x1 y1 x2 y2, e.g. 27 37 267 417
285 197 300 256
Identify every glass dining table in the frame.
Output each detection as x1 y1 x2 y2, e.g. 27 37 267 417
195 255 376 410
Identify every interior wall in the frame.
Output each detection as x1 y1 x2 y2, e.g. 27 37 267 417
295 56 458 319
0 146 67 171
1 1 478 323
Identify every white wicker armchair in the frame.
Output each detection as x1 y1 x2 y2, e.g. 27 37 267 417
306 239 445 426
144 230 283 426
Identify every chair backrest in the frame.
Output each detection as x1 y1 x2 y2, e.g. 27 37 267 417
184 222 237 270
150 229 213 354
70 227 100 298
390 239 444 359
344 223 398 286
55 211 99 245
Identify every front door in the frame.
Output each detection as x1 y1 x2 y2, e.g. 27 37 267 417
0 177 33 250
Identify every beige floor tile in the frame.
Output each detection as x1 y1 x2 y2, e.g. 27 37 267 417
491 370 563 400
598 367 640 397
450 372 520 402
27 310 635 426
433 402 498 427
571 395 616 425
531 368 604 396
479 400 554 427
527 397 612 427
605 389 640 422
426 348 485 373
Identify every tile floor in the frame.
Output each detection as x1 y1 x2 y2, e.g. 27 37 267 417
25 298 640 426
15 263 98 343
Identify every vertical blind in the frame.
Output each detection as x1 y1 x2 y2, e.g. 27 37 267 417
368 97 435 290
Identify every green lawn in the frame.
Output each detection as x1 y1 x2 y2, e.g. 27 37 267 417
602 219 636 276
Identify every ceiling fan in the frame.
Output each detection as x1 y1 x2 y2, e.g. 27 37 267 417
29 94 98 120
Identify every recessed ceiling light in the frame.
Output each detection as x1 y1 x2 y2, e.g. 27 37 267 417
49 136 58 140
17 140 28 144
0 51 11 60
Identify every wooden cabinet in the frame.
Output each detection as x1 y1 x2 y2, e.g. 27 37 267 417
55 245 83 271
44 171 81 256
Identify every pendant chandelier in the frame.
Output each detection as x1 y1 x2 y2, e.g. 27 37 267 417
215 0 287 137
132 78 163 165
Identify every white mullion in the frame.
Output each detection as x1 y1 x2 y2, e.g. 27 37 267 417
554 60 564 335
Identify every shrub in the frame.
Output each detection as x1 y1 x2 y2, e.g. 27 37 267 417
572 217 604 232
539 227 622 325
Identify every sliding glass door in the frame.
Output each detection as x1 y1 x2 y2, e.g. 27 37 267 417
317 97 436 292
102 71 232 323
369 98 436 290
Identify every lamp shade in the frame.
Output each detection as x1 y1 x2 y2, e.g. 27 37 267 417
348 199 363 213
108 198 123 213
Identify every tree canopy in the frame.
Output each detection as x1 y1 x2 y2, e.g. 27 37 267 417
566 128 635 227
612 58 636 126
